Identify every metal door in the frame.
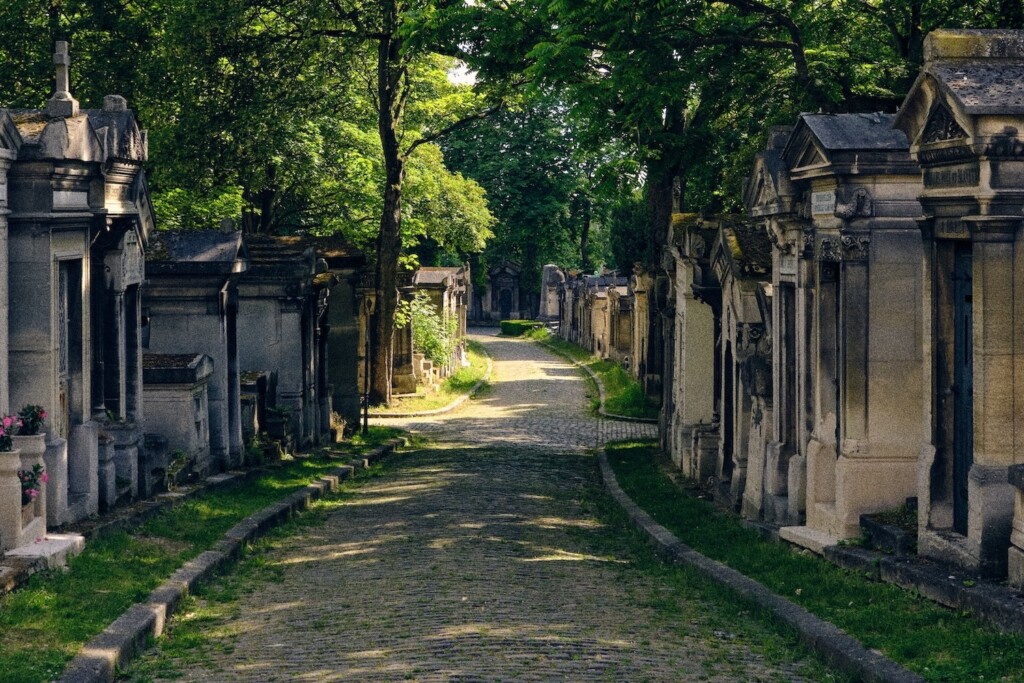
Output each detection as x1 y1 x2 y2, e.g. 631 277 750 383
952 246 973 534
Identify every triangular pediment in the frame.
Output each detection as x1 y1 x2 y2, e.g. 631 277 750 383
782 118 833 174
921 101 968 144
796 141 827 169
0 111 23 159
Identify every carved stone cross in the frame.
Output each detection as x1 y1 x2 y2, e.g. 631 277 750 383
46 40 79 118
54 41 70 94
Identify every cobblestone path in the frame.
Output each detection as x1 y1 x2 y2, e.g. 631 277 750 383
373 329 659 449
129 331 827 682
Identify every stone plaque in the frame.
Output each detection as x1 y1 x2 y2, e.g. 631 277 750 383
780 254 797 276
121 232 143 286
53 190 89 209
924 164 979 188
935 217 969 240
991 160 1024 189
104 230 144 290
811 191 835 215
0 184 6 205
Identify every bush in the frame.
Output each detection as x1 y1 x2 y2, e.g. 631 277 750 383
500 320 543 336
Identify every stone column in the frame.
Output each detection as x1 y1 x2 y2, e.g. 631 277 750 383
0 157 11 414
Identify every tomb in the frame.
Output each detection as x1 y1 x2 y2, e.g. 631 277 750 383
607 283 633 365
5 43 153 527
744 128 801 522
238 236 333 448
315 237 367 431
664 215 720 479
412 265 471 381
538 264 563 320
141 353 213 493
143 229 247 472
709 218 773 511
776 112 924 552
478 261 523 321
894 29 1024 576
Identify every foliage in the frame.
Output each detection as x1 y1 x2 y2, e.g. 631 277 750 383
16 405 47 437
17 463 47 506
373 340 489 413
0 414 23 451
406 291 459 366
499 320 543 337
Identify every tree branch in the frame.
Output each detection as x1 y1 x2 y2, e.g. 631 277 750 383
404 102 505 157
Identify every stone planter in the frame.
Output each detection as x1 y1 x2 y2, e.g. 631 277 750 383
21 502 34 526
13 433 46 460
13 433 47 524
0 449 23 551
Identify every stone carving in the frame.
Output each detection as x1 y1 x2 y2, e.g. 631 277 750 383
819 236 842 262
834 188 872 219
840 232 870 261
985 126 1024 158
801 226 816 259
922 103 968 144
736 323 772 399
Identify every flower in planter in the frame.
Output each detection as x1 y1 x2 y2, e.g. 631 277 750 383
17 404 47 436
17 463 46 506
0 414 24 452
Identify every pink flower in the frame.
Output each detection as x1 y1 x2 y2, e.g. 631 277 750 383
27 488 37 499
40 411 46 419
40 473 48 483
2 417 11 428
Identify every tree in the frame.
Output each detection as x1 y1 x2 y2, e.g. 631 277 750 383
304 2 504 405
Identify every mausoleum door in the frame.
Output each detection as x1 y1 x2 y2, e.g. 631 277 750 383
56 260 83 440
499 289 512 320
952 245 974 534
58 263 71 439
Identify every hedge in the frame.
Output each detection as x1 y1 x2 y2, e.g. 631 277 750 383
500 319 543 336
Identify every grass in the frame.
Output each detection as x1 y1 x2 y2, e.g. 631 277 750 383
0 427 404 683
526 327 659 420
371 340 489 414
605 440 1024 683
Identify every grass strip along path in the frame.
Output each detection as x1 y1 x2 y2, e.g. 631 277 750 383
606 441 1024 683
370 340 490 415
525 327 659 420
0 427 405 683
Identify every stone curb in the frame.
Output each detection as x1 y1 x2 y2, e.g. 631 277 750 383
538 340 658 424
56 438 404 683
369 350 493 419
597 450 925 683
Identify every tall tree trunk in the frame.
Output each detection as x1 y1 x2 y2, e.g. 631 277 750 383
580 195 591 272
369 21 406 405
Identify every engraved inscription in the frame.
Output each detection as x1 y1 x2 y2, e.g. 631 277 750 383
811 191 835 215
53 190 89 209
934 217 969 240
924 164 980 188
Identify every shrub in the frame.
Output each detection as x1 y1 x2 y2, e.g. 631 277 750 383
500 320 543 336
